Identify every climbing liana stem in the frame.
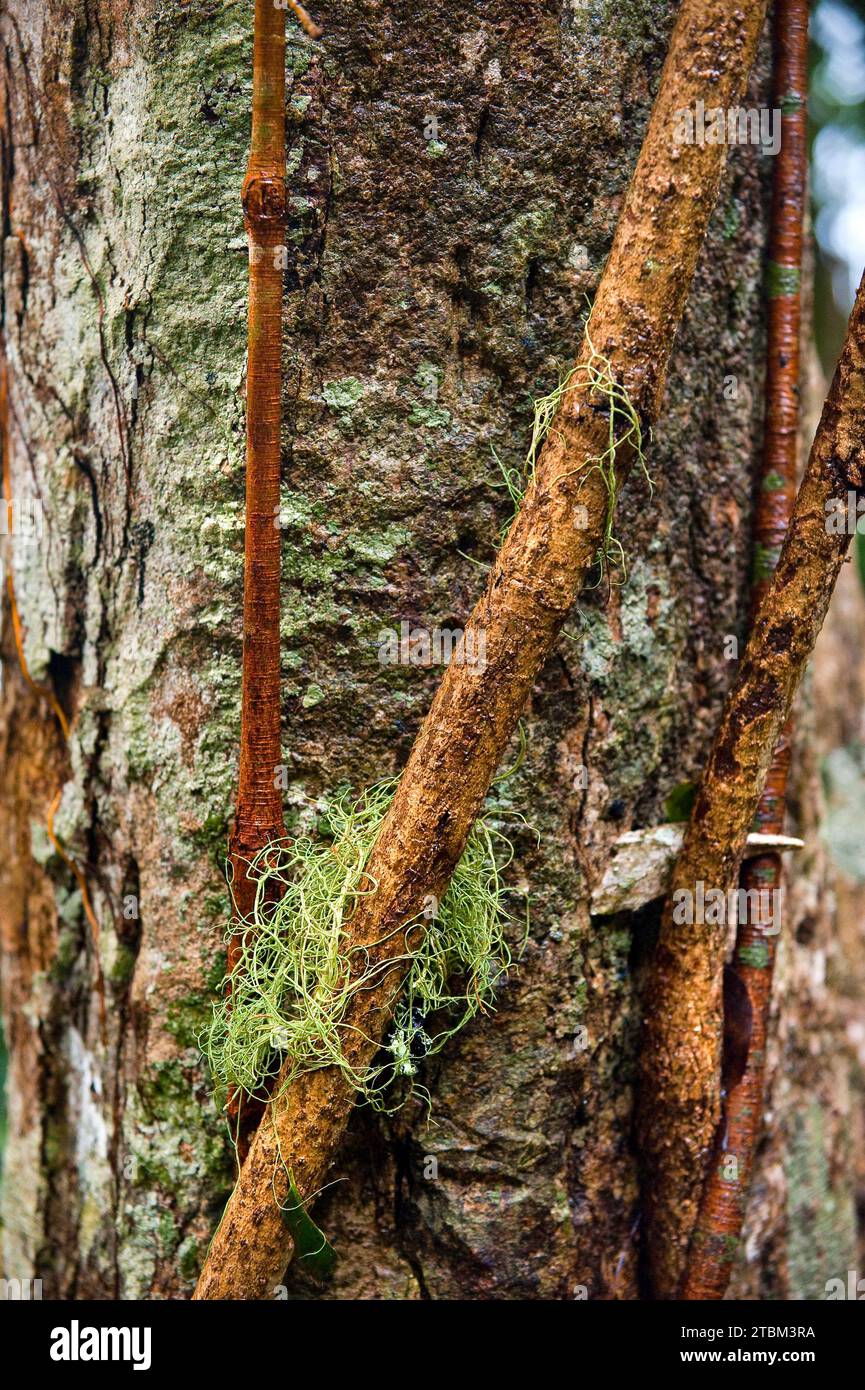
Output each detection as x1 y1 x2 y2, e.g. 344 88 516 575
681 0 809 1302
194 0 770 1299
638 267 865 1300
226 0 289 1137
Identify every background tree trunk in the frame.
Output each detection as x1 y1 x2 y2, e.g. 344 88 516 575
1 0 862 1300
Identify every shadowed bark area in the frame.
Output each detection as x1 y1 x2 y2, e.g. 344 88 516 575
1 0 863 1301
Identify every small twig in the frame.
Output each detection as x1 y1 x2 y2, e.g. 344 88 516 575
286 0 323 40
638 267 865 1299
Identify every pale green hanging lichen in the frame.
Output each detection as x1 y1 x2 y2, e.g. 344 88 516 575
204 781 528 1123
495 319 652 581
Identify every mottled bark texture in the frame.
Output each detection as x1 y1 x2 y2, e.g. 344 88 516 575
196 0 772 1300
640 272 865 1299
1 0 863 1302
682 0 808 1301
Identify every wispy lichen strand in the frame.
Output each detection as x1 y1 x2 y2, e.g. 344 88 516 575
205 783 523 1121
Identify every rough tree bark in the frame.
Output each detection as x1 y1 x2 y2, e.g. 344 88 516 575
1 0 863 1300
195 0 772 1300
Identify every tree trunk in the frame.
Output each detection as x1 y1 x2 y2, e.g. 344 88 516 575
1 0 862 1300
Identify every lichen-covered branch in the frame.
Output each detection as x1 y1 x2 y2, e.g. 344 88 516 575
639 269 865 1300
681 0 809 1301
194 0 769 1299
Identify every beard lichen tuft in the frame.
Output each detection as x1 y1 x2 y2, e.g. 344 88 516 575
204 781 526 1127
497 317 653 582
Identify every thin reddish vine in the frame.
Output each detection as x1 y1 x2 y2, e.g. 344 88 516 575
680 0 808 1300
226 0 289 1141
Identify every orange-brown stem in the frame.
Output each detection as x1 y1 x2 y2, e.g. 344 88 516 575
680 0 808 1301
195 0 770 1299
639 264 865 1299
227 0 288 1138
286 0 323 40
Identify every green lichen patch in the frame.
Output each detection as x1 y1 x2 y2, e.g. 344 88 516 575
407 401 452 429
762 469 786 493
736 941 770 970
752 542 782 583
204 782 527 1123
766 262 801 299
322 377 365 412
785 1101 857 1299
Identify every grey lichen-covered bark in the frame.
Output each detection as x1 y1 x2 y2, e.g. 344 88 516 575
0 0 861 1300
